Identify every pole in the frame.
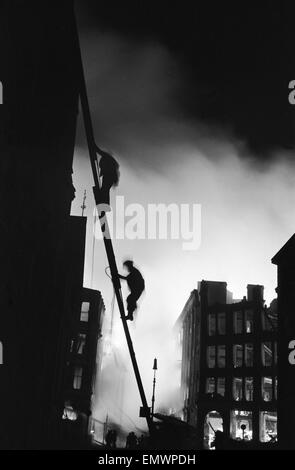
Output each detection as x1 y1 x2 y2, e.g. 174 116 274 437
151 371 156 418
73 10 154 437
151 358 157 420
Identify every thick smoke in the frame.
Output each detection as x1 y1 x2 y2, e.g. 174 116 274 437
71 30 295 436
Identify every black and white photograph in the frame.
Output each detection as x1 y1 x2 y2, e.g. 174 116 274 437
1 0 295 458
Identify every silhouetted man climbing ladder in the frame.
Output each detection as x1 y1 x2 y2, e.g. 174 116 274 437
119 260 145 321
94 144 120 207
73 9 154 438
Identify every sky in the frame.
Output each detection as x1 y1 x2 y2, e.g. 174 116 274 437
70 3 295 435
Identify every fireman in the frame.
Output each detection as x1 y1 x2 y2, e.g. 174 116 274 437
95 144 120 206
119 260 145 321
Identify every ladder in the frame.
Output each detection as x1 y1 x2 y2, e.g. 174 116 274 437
73 12 154 437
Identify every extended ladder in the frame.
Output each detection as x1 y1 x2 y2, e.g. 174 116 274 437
73 12 154 437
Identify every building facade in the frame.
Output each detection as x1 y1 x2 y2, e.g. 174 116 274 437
61 287 105 448
0 2 80 449
272 234 295 449
176 280 277 448
175 290 200 426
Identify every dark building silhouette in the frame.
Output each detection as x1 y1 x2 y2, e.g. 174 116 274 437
0 2 88 449
272 234 295 449
61 287 105 448
175 281 277 449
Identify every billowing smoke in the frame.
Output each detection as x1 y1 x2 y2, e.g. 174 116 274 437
71 29 295 437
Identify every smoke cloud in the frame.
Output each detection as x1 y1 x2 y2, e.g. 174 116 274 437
71 30 295 435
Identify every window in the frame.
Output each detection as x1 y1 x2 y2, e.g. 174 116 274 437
73 366 83 390
234 311 243 334
217 312 226 335
217 345 226 368
233 344 243 367
207 346 216 368
262 377 273 401
262 342 272 367
208 314 216 336
245 343 253 367
230 410 253 441
206 377 215 394
217 377 225 396
259 411 277 442
261 311 273 331
62 402 77 421
233 377 243 401
77 333 86 355
245 310 253 333
245 377 253 401
80 302 90 322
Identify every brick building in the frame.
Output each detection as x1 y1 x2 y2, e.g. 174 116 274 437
175 280 277 448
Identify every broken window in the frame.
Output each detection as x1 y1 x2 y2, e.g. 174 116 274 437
207 346 216 368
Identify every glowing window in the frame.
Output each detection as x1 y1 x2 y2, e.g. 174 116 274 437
233 377 243 401
77 333 86 355
245 310 253 333
259 411 277 442
73 366 83 390
245 377 253 401
262 377 273 401
230 410 253 441
262 342 273 367
80 302 90 322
